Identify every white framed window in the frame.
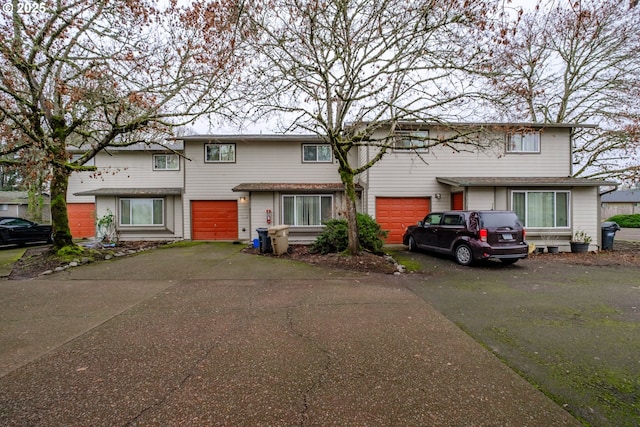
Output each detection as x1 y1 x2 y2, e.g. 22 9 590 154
153 154 179 170
512 191 569 228
282 195 333 226
394 131 429 152
506 132 541 153
302 144 332 162
205 143 236 163
70 153 95 166
119 198 164 226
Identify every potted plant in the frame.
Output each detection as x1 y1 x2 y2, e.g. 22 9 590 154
542 233 559 254
570 230 592 253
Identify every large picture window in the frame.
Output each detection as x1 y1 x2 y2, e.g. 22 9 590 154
283 195 332 226
120 198 164 226
512 191 569 228
205 143 235 163
506 132 540 153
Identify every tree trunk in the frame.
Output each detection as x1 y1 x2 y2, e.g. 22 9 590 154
50 165 75 250
339 167 360 255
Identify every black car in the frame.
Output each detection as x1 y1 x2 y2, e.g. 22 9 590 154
403 210 528 266
0 217 53 246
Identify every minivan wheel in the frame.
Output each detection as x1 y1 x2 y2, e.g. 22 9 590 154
454 244 473 266
408 236 417 252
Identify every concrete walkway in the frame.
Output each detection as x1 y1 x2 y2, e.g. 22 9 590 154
0 243 579 426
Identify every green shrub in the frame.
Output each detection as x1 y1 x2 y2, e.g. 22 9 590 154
311 213 388 255
606 214 640 228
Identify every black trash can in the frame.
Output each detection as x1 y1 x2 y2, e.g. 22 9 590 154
601 221 620 250
256 227 272 253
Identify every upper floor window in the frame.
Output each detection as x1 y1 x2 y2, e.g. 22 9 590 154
120 198 164 226
507 132 540 153
282 195 332 226
394 131 429 152
303 144 332 163
512 190 569 228
70 153 95 166
153 154 179 170
205 143 236 163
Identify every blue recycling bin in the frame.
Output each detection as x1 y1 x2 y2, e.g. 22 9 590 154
256 228 272 253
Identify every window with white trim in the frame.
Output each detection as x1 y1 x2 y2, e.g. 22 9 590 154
506 132 541 153
70 153 95 166
119 198 164 226
153 154 179 170
282 195 332 226
205 143 235 163
394 131 429 152
302 144 332 162
512 191 569 228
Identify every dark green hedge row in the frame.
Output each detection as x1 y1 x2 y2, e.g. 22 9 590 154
605 214 640 228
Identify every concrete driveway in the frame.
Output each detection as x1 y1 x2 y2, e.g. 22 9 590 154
0 242 579 426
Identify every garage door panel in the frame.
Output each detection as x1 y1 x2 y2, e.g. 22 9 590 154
68 203 95 238
192 200 238 240
376 197 430 244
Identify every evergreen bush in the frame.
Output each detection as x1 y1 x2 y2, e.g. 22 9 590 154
606 214 640 228
311 213 388 254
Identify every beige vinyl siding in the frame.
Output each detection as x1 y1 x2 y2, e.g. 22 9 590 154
466 188 502 210
183 140 342 240
250 193 276 237
184 140 340 198
68 170 97 203
362 128 573 218
67 150 183 203
571 186 599 251
237 195 251 241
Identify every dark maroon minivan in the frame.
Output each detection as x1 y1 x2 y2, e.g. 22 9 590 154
402 210 528 265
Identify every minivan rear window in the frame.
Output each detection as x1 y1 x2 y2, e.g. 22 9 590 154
479 212 522 228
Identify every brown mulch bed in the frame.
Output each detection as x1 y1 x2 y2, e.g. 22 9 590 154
526 240 640 267
245 240 640 272
243 245 400 274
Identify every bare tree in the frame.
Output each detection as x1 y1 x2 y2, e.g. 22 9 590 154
487 0 640 184
0 0 243 249
241 0 502 255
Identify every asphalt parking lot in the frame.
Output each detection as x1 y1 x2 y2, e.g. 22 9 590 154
1 230 638 426
0 242 580 426
392 232 640 427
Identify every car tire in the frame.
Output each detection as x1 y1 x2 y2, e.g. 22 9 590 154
454 243 473 266
47 232 54 244
408 236 417 252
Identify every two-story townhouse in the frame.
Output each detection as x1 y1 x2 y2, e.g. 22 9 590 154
67 143 185 241
360 122 617 251
67 123 617 252
178 135 357 243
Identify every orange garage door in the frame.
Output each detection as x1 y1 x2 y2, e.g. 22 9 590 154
191 200 238 240
376 197 430 244
67 203 96 238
